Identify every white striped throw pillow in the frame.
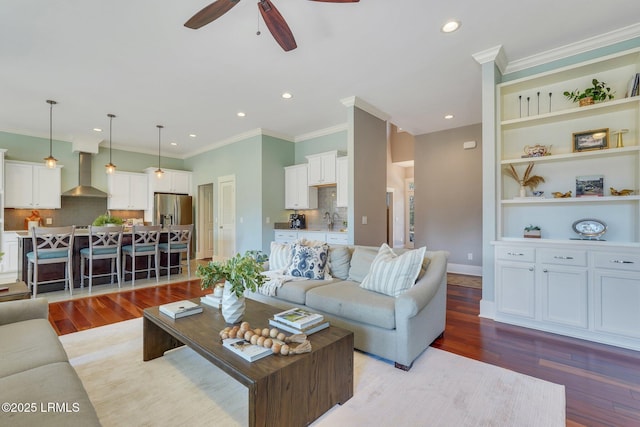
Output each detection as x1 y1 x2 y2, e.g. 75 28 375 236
269 242 292 271
360 244 427 297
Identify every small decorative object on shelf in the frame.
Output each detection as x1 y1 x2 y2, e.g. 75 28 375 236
564 78 615 106
522 144 551 157
576 175 604 197
572 128 609 152
610 187 635 196
612 129 629 148
504 162 545 198
532 191 544 197
552 191 572 198
572 218 607 240
524 225 541 238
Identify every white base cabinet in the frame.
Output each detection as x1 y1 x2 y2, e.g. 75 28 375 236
274 231 350 245
0 232 18 279
494 240 640 351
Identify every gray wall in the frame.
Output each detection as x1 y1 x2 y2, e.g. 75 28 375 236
350 107 388 246
414 123 483 267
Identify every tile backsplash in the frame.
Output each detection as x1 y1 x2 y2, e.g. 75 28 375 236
298 186 348 230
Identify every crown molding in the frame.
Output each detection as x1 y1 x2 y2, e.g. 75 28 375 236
472 45 507 73
295 123 348 142
505 23 640 74
340 96 391 122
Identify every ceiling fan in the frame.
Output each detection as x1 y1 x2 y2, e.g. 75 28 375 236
184 0 360 52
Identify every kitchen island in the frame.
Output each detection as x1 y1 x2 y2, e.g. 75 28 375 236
16 229 183 294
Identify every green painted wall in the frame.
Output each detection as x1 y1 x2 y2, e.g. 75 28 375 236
294 130 347 164
0 131 185 193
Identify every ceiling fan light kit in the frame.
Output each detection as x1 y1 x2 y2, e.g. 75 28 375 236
185 0 359 52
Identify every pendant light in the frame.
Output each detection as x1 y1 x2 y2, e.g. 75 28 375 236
155 125 164 178
44 100 58 168
105 113 117 174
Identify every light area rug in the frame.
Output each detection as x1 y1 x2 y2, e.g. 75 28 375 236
60 318 565 427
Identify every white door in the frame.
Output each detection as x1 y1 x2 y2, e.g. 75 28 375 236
217 175 236 259
197 183 214 259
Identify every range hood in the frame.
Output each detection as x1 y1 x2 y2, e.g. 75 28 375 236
62 152 108 198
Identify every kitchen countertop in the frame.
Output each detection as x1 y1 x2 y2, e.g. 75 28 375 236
275 229 347 234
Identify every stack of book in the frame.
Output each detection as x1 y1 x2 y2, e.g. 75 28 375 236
269 307 329 335
200 293 222 308
628 73 640 97
223 338 272 362
159 300 203 319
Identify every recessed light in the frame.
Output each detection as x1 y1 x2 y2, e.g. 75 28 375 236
282 92 293 99
93 128 102 132
237 112 246 117
445 114 454 119
170 142 178 146
441 20 460 33
189 134 197 138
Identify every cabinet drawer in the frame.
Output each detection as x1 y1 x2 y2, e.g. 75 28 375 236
496 246 535 262
593 252 640 272
326 233 348 245
274 231 297 243
538 249 587 267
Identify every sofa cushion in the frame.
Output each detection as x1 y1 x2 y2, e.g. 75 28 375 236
0 362 100 426
347 246 378 282
269 241 292 271
360 244 427 297
286 243 329 279
328 245 352 280
306 281 396 330
0 318 69 377
272 278 337 305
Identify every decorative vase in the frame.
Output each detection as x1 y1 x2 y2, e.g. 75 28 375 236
519 185 527 198
221 281 245 324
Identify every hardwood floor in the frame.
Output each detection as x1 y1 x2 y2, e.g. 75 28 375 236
48 280 640 426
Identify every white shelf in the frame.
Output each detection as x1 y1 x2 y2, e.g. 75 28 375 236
501 146 640 165
502 195 640 205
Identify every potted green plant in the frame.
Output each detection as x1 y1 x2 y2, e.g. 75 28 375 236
92 214 124 226
524 225 541 238
197 251 266 323
564 79 614 106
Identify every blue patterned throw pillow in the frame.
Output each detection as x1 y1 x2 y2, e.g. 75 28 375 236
286 243 329 279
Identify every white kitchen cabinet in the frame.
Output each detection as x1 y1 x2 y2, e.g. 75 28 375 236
145 168 192 195
107 171 148 210
306 151 338 186
297 231 326 242
326 232 349 245
496 259 536 319
5 161 62 209
284 164 317 210
336 156 348 208
274 231 298 244
0 232 18 277
274 230 350 245
540 265 588 329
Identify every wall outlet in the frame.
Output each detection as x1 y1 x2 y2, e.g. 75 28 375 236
362 216 368 225
266 217 270 224
46 218 53 225
467 252 473 260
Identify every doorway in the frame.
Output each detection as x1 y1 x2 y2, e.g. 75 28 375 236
217 175 236 259
197 183 214 259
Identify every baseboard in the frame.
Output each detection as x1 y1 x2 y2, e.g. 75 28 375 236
479 299 496 319
447 263 482 277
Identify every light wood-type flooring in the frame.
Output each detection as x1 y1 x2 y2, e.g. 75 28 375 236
47 275 640 426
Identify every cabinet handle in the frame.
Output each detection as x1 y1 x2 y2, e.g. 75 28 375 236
543 269 548 273
529 267 534 271
553 256 574 260
507 252 525 256
611 260 634 264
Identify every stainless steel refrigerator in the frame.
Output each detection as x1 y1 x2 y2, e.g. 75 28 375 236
153 193 193 228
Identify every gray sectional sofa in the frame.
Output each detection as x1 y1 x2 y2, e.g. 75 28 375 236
0 298 100 426
247 244 448 370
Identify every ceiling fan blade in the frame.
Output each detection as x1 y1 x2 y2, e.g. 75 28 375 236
258 0 297 52
184 0 240 29
308 0 360 3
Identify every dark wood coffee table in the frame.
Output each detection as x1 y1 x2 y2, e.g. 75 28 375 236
143 299 353 427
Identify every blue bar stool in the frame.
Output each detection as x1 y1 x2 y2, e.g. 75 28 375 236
80 225 124 293
158 224 193 280
122 225 161 286
27 226 75 298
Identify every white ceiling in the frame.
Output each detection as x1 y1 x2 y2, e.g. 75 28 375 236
1 1 639 159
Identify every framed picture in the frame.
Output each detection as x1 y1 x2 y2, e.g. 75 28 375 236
576 175 604 197
572 128 609 152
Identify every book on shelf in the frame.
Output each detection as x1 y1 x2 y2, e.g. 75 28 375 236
159 300 203 319
222 338 273 362
273 307 324 329
200 294 221 308
269 317 329 335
